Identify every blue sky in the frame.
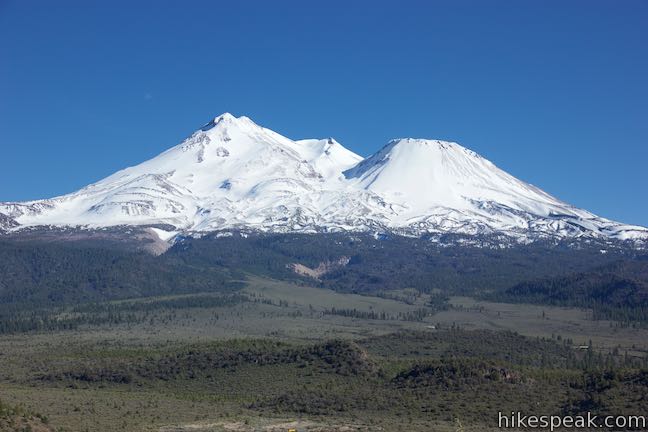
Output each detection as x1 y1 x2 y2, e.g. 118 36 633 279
1 0 647 226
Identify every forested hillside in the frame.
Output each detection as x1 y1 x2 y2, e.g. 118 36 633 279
1 233 645 324
0 240 237 308
491 259 648 323
169 233 633 294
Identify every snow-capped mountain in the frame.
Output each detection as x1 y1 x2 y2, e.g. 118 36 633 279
1 113 646 245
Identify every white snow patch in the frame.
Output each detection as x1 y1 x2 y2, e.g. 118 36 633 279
149 227 178 241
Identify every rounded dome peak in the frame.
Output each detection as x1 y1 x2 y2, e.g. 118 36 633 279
389 137 459 148
386 138 481 159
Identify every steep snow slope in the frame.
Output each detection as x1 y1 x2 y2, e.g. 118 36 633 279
345 139 561 213
342 138 643 240
295 138 363 180
1 113 646 244
0 114 363 233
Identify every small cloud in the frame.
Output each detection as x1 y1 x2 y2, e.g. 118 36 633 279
144 93 153 101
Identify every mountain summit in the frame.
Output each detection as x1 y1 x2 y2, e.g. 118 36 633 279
1 113 646 244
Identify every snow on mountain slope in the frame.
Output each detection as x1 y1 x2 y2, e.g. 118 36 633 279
0 213 19 232
341 138 640 240
1 113 646 245
295 138 363 180
0 114 362 233
344 138 561 213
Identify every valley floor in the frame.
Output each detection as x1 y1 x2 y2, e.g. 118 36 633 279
1 277 647 432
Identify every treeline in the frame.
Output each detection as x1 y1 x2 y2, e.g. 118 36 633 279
489 259 648 325
323 307 431 321
168 232 630 295
0 308 141 334
72 292 248 314
593 305 648 325
40 339 378 384
0 234 644 328
0 292 250 335
0 239 239 309
361 329 648 370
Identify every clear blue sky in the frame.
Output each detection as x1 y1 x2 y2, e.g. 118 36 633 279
1 0 646 226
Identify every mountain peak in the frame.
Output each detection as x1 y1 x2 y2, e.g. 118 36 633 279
200 112 257 132
387 138 478 156
2 113 646 245
344 138 478 181
389 138 455 146
215 112 237 121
